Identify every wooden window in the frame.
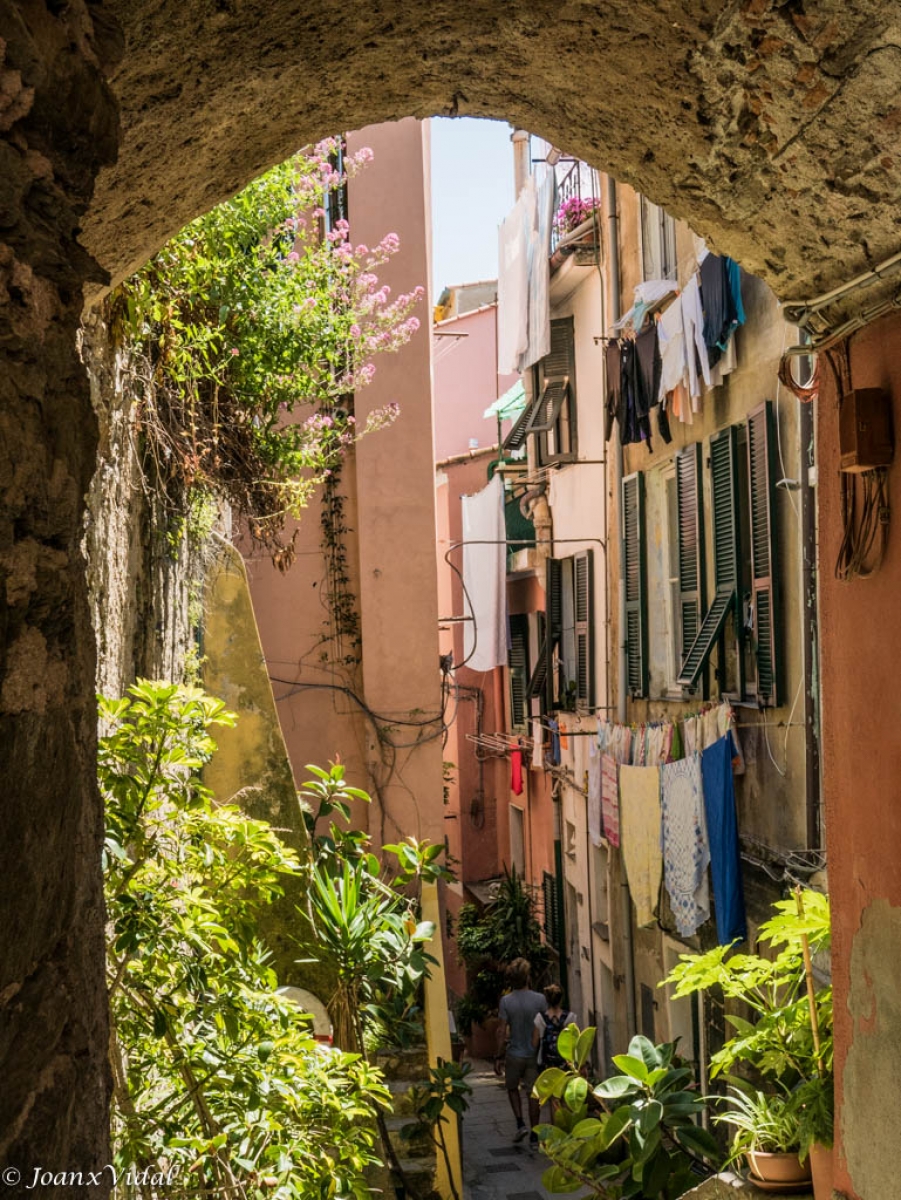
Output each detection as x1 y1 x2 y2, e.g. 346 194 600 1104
640 196 677 281
746 401 782 706
622 471 648 698
507 614 530 731
535 317 578 466
674 443 707 696
542 870 560 948
545 552 594 711
677 427 739 691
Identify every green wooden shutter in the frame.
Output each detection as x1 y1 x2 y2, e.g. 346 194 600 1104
503 387 543 452
535 317 577 464
675 443 706 662
622 472 648 698
747 401 781 707
678 427 739 689
527 612 548 701
508 614 530 730
545 557 564 708
574 550 594 708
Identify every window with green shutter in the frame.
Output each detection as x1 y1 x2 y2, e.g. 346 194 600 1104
508 614 530 731
677 427 739 690
675 443 706 695
746 401 782 707
535 317 578 466
542 553 595 711
622 471 648 698
574 550 594 708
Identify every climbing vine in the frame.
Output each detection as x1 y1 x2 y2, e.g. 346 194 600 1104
113 138 423 567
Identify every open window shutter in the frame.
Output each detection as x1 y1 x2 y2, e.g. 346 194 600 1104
508 614 530 730
527 612 548 701
676 443 706 661
747 401 781 706
622 472 648 698
503 388 543 453
678 427 739 689
533 317 576 462
574 550 594 708
545 557 564 708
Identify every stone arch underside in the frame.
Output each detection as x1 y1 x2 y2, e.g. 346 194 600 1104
87 0 901 308
4 0 901 1193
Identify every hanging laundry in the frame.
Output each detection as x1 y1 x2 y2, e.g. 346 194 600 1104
660 755 711 938
726 258 745 326
699 252 739 368
604 339 622 442
656 297 687 402
680 276 712 403
635 324 662 418
717 703 746 775
511 747 524 796
701 733 747 945
559 722 569 751
619 339 653 450
588 752 602 847
620 764 663 927
547 718 561 766
497 177 534 374
461 475 508 671
531 718 544 769
601 753 620 847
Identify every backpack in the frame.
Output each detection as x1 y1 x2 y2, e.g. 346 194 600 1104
540 1012 570 1068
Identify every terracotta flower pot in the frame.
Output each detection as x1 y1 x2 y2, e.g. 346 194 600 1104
808 1142 834 1200
747 1149 812 1185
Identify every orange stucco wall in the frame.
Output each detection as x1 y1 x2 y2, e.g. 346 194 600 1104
817 310 901 1200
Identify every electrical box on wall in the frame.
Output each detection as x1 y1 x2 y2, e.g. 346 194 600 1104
839 388 894 472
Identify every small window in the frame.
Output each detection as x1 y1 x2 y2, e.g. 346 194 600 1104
546 552 595 711
535 317 578 466
510 806 525 876
640 196 677 281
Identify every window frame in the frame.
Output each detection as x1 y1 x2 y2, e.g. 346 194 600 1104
544 550 595 712
534 316 578 467
639 195 677 282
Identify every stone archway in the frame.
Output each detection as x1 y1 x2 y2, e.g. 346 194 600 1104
4 1 901 1194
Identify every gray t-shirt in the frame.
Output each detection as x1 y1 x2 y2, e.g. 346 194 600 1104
499 988 548 1058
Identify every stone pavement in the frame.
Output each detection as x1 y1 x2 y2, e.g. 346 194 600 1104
460 1062 587 1200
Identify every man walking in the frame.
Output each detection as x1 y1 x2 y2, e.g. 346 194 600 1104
495 957 547 1146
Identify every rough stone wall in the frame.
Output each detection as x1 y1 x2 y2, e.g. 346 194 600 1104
83 0 901 315
80 313 200 698
0 0 118 1188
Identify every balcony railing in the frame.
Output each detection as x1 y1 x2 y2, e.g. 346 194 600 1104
550 161 601 256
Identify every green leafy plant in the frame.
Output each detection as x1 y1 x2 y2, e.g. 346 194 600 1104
535 1031 720 1197
101 681 391 1198
455 868 552 1029
664 889 833 1160
713 1085 801 1160
402 1059 473 1200
114 138 424 565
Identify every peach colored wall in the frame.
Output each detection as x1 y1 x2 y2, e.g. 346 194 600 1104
245 119 443 851
817 311 901 1200
433 304 518 461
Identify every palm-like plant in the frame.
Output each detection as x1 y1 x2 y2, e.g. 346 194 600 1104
714 1085 801 1160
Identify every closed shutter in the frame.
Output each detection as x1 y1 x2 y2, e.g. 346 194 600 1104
508 614 530 730
574 550 594 708
535 317 577 464
527 612 548 701
747 401 781 706
545 557 564 708
622 472 648 698
542 870 559 948
675 443 706 664
678 427 739 689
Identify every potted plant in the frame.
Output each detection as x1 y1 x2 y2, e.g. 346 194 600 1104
715 1085 810 1186
665 888 833 1197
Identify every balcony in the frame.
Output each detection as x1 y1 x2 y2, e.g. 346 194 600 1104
549 161 601 262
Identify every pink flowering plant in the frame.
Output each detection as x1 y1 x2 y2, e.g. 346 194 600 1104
554 195 601 237
117 138 423 564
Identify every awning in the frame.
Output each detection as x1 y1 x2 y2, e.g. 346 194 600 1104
484 379 526 421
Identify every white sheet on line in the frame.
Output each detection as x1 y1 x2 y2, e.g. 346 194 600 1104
462 474 508 672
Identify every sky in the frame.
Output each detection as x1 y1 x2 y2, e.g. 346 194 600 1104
430 118 515 301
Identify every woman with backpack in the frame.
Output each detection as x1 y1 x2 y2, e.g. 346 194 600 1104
532 983 578 1072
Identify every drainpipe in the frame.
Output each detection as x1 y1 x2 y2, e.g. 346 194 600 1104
799 392 821 848
606 173 637 1042
512 129 531 199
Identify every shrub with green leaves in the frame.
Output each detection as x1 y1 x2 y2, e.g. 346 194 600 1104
101 681 391 1198
534 1030 719 1198
114 138 424 564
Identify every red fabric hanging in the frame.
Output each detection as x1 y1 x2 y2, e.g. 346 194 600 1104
510 748 524 795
